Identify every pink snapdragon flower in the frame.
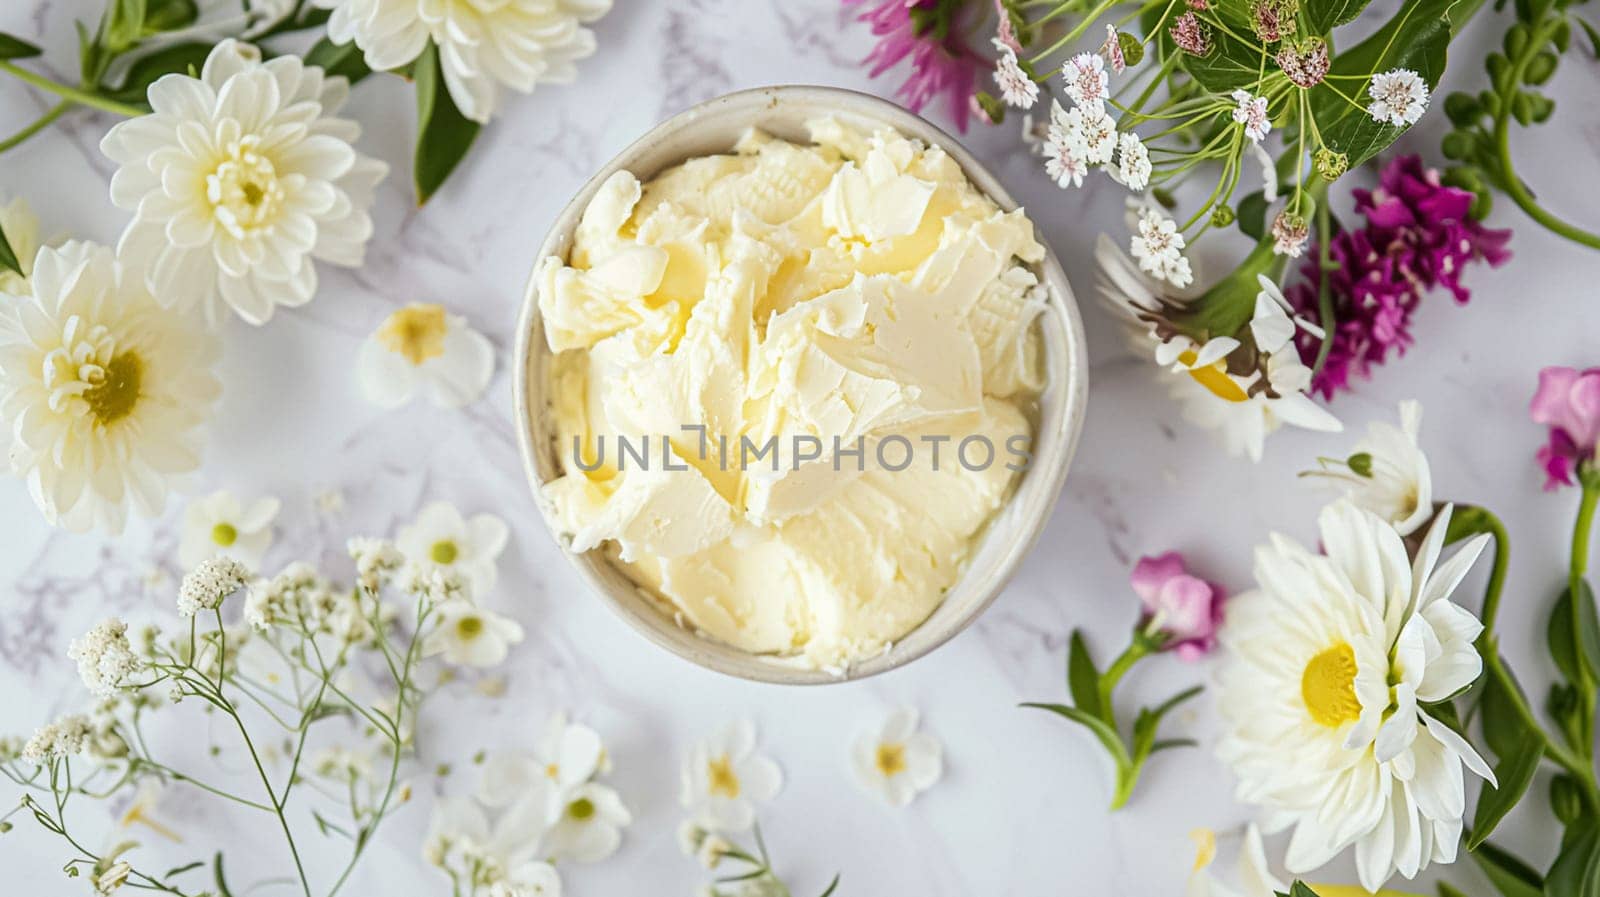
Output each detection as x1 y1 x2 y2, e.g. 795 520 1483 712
845 0 987 131
1531 366 1600 490
1130 552 1226 660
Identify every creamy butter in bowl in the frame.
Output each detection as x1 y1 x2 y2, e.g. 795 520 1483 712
514 87 1088 683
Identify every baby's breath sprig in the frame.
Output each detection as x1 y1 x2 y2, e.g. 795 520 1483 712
681 820 841 897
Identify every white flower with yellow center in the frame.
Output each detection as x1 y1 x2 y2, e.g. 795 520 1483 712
680 720 783 834
478 712 606 810
1307 401 1433 536
852 708 943 807
1217 500 1495 892
542 781 631 863
315 0 613 123
179 489 281 568
422 600 525 667
357 302 494 409
423 793 552 888
101 40 388 325
0 241 220 533
0 196 42 296
397 500 509 599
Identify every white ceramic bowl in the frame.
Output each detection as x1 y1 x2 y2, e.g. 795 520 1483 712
513 86 1089 684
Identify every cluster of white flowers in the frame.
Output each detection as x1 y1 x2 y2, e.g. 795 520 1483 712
349 536 404 592
177 557 253 617
991 38 1038 109
67 618 142 697
387 501 525 668
1036 49 1156 199
1367 68 1430 127
1128 207 1192 288
1230 89 1271 143
21 713 93 762
244 561 367 643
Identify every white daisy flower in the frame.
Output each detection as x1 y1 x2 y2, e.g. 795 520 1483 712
315 0 613 123
396 500 509 600
1217 501 1495 892
1116 132 1152 191
178 490 281 569
1129 208 1192 288
0 242 220 533
1060 51 1109 110
680 720 783 834
543 781 631 863
1367 68 1430 127
0 196 42 296
991 38 1037 109
357 302 495 409
423 601 525 667
477 711 607 809
101 40 388 325
852 708 943 807
1230 89 1271 143
1307 400 1434 536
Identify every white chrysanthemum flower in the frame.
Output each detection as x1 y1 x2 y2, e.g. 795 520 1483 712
179 490 281 569
1231 89 1270 143
1368 69 1429 127
0 242 220 533
357 302 495 409
101 40 388 325
1060 51 1108 110
544 781 631 863
68 619 141 697
852 708 943 807
991 38 1037 108
1218 501 1495 892
1307 400 1434 536
478 711 607 809
397 500 509 600
0 196 41 296
680 720 783 834
316 0 612 123
1129 208 1192 288
177 557 253 616
423 601 525 667
1116 132 1152 192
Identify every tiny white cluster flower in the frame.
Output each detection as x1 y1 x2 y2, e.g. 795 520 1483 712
680 720 783 834
1060 52 1109 110
1116 132 1152 191
1067 104 1117 165
177 557 252 617
991 38 1038 109
348 536 404 592
399 563 469 605
1129 208 1193 288
1368 68 1430 127
68 618 141 697
852 708 944 806
1231 89 1271 143
21 713 93 762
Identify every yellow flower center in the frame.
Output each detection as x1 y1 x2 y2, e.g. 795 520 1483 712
1178 349 1249 403
1302 642 1363 727
707 755 740 798
83 352 143 426
211 522 238 547
430 540 459 564
378 304 449 366
567 797 595 820
545 762 560 780
455 615 483 641
208 136 284 236
875 742 907 777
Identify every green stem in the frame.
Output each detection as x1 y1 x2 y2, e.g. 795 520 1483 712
1571 478 1599 753
0 61 143 117
1028 0 1121 62
1096 640 1148 722
1471 508 1512 641
0 100 70 154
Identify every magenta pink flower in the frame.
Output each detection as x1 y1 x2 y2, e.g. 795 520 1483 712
1531 366 1600 490
1287 155 1512 400
845 0 987 132
1130 552 1226 660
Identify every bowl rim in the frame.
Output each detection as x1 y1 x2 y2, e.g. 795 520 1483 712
513 84 1090 684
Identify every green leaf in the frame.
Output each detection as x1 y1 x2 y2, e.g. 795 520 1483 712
412 41 480 204
303 37 372 85
1067 630 1101 718
161 861 205 879
1439 884 1471 897
1467 721 1542 848
1180 1 1269 95
1307 0 1456 169
1304 0 1373 32
1288 884 1324 897
212 852 236 897
1471 840 1544 897
1547 581 1600 685
1131 685 1202 765
1020 702 1131 766
142 0 198 34
104 41 212 105
817 873 841 897
1478 664 1532 763
1551 774 1585 826
0 32 42 60
1580 19 1600 57
105 0 149 52
1546 821 1600 897
0 218 21 278
1236 190 1268 241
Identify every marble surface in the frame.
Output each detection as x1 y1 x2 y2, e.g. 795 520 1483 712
3 1 1600 894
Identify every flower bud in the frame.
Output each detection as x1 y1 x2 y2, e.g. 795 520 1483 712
1130 552 1226 660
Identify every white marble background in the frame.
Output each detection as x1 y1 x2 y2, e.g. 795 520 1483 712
2 1 1600 894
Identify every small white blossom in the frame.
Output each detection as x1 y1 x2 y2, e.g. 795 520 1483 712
1116 132 1152 191
1231 89 1271 142
544 782 631 863
1368 68 1430 127
991 38 1037 109
1066 104 1117 165
423 602 524 667
695 833 734 869
68 619 141 697
399 563 469 605
1130 208 1193 288
1044 101 1089 188
179 490 280 570
21 713 93 762
853 708 943 806
243 562 321 629
680 720 783 834
348 537 404 592
177 557 252 617
357 303 495 409
1271 210 1310 257
1060 52 1109 110
94 860 132 895
1101 24 1126 73
397 501 510 600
